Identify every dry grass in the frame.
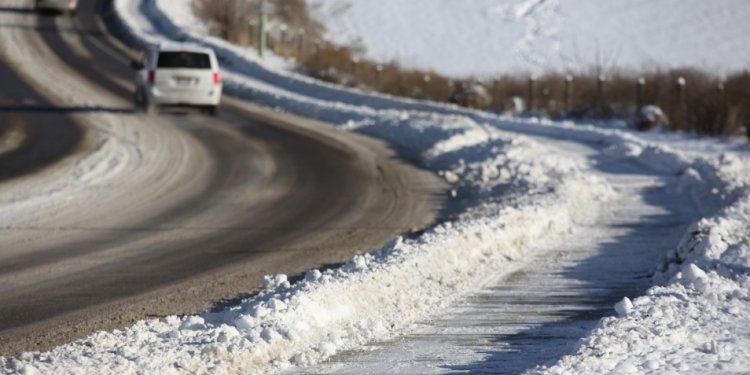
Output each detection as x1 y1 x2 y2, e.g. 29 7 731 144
192 0 253 45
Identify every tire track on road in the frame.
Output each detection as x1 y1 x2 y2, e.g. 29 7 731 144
0 59 83 182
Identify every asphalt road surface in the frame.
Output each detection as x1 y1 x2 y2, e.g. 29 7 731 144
0 0 445 355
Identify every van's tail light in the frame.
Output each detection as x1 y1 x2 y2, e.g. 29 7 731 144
147 70 155 85
213 72 222 85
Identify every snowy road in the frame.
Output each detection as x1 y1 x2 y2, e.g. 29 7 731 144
0 60 83 182
300 140 701 373
0 0 443 355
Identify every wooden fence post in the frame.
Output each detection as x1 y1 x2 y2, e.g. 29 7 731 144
564 74 573 113
312 40 320 55
375 64 383 90
527 76 537 112
296 31 305 57
423 74 431 98
492 80 499 107
636 77 645 111
597 74 606 103
249 21 257 48
676 76 686 129
351 57 359 76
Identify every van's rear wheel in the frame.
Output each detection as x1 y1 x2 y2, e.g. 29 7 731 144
206 106 219 117
145 101 159 115
133 89 143 108
134 88 159 115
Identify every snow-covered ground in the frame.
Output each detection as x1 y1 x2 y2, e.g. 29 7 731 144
3 1 750 374
298 136 748 374
307 0 750 77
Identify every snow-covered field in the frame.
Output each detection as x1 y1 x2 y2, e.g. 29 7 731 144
307 0 750 77
3 1 750 374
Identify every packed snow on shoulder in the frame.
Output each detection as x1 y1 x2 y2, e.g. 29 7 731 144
306 0 750 77
534 153 750 374
4 1 750 374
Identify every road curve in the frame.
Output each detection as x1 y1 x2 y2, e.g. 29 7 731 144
0 0 445 355
0 59 83 182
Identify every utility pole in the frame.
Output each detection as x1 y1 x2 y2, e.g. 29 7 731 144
258 0 268 59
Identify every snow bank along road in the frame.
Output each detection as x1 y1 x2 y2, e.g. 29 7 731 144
0 0 443 355
300 138 702 374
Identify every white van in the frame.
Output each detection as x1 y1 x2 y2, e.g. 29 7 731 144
35 0 77 15
133 43 223 116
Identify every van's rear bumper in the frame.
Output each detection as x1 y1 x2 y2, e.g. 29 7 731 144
35 0 77 11
147 86 223 107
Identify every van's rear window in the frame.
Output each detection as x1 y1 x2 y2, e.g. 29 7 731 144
157 52 211 69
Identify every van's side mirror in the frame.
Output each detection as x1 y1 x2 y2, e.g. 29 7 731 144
130 61 144 70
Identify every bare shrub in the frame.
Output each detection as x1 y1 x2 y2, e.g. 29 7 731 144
725 72 750 136
193 0 252 45
301 45 352 83
635 105 669 131
193 0 319 49
274 0 321 32
450 82 491 109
